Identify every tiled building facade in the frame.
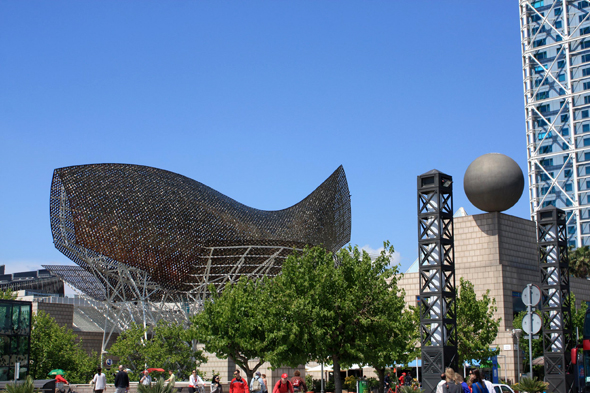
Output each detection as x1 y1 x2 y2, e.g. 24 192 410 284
399 211 590 383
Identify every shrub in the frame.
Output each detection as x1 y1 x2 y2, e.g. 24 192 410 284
511 376 548 393
5 376 37 393
137 377 175 393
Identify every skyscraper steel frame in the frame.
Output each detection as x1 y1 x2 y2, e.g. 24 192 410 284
520 0 590 248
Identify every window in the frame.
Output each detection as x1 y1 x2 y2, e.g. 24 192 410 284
566 183 573 191
558 60 565 68
541 186 550 195
584 54 590 63
563 128 570 136
586 152 590 161
537 91 549 100
562 114 569 122
540 172 553 181
536 51 548 60
567 199 574 206
566 169 572 178
540 145 553 153
555 7 562 16
541 158 554 166
556 20 563 29
584 138 590 146
534 38 546 47
539 130 552 139
533 0 544 8
559 73 566 81
581 0 590 9
583 110 590 118
543 200 556 207
531 12 544 22
582 14 589 23
583 26 590 35
537 118 550 126
538 105 551 113
557 35 563 42
569 226 576 234
559 88 566 95
582 68 590 77
535 65 545 73
585 96 590 104
584 82 590 90
584 124 590 132
564 142 570 150
583 40 590 49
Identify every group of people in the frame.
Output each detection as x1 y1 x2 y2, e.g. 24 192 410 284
436 368 493 393
383 368 493 393
230 370 307 393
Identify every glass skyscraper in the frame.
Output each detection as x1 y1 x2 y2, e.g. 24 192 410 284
520 0 590 247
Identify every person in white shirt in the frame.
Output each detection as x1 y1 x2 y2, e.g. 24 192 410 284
483 378 494 393
140 370 152 387
92 367 107 393
189 370 205 393
436 373 446 393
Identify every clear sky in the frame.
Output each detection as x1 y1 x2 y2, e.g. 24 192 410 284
0 1 526 279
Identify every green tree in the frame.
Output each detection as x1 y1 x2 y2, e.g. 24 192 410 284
569 246 590 278
0 288 17 300
269 243 408 393
190 277 275 381
456 278 501 366
30 311 98 383
109 320 204 381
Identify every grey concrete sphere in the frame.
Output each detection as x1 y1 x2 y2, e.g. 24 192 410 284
463 153 524 212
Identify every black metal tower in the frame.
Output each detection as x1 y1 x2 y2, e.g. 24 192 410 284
417 170 458 393
537 207 573 393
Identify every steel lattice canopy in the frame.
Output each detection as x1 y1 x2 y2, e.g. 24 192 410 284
50 164 351 297
42 265 106 301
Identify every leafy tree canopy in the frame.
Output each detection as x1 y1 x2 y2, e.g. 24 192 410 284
0 289 17 300
30 310 98 383
268 243 408 393
569 246 590 278
456 277 501 366
109 320 204 382
190 276 276 380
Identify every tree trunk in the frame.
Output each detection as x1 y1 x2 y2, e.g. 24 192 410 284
377 368 385 393
245 369 254 385
333 358 342 393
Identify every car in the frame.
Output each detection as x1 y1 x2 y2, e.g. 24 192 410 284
493 384 515 393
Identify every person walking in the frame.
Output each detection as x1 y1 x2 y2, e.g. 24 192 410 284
443 368 462 393
115 365 130 393
384 373 392 393
55 374 69 393
261 375 269 393
290 371 306 393
250 372 266 393
273 374 293 393
436 373 446 393
211 375 223 393
230 370 250 393
453 374 470 393
190 370 205 393
140 370 152 387
404 372 412 387
92 367 107 393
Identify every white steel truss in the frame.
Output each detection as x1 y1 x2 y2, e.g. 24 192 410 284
520 0 590 247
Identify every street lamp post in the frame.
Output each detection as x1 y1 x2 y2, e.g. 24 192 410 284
512 329 522 383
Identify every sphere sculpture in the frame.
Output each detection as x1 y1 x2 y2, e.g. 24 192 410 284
463 153 524 212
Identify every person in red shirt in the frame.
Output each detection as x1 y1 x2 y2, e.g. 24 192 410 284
230 370 250 393
273 374 294 393
55 374 69 393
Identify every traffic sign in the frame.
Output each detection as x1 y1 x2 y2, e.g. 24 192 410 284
522 285 541 307
522 313 542 334
106 359 113 367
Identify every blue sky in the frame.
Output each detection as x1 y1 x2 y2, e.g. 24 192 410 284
0 1 527 279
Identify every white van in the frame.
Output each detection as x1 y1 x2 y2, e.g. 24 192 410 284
492 384 515 393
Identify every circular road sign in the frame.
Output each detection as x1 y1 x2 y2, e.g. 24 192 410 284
521 285 541 307
106 359 113 367
522 313 542 335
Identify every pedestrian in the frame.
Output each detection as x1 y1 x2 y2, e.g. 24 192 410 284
166 370 176 385
290 371 306 393
212 375 223 393
190 370 205 393
114 365 130 393
92 367 107 393
230 370 250 393
453 373 470 393
55 374 69 393
140 370 152 387
405 372 412 387
436 373 446 393
481 372 493 393
384 373 392 393
250 371 266 393
470 370 489 393
273 373 293 393
443 368 461 393
262 374 269 393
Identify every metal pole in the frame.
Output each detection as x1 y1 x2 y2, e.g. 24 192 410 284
528 284 534 378
516 333 520 383
416 357 419 385
321 363 324 393
504 355 507 383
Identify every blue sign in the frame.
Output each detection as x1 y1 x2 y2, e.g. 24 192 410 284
106 359 113 367
491 355 499 383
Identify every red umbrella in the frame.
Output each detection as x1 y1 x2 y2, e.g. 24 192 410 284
147 368 165 373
